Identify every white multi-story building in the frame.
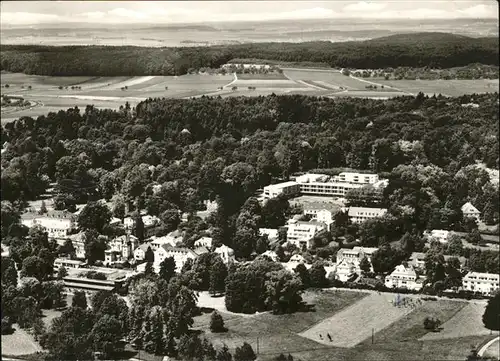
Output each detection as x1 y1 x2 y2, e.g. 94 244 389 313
462 272 499 296
154 245 208 273
347 207 387 224
54 258 85 270
263 181 301 199
385 264 423 291
336 246 378 272
461 202 481 221
286 220 327 249
424 229 451 244
124 214 161 230
263 172 386 199
21 210 76 238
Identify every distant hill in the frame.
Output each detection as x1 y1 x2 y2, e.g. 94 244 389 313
1 32 498 76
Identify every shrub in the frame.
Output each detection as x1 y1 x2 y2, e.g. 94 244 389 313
209 311 226 333
423 316 441 331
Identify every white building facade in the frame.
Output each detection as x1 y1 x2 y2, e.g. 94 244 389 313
385 264 423 291
348 207 388 224
21 210 76 238
462 272 499 296
286 221 326 249
461 202 481 221
263 181 301 199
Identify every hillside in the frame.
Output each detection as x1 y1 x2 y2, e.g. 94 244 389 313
0 32 498 76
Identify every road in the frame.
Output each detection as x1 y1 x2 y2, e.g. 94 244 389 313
478 336 500 358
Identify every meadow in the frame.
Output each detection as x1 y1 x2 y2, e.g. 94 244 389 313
194 289 498 361
1 69 498 124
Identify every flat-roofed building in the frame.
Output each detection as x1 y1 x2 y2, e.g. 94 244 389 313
286 220 327 249
348 207 387 224
54 258 85 270
154 245 209 273
462 272 500 296
263 181 301 199
424 229 451 244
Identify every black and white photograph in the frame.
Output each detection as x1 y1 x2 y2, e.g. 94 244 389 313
0 1 499 360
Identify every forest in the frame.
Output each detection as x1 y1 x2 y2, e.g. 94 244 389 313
1 32 498 76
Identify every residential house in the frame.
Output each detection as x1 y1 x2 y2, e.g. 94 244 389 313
149 230 183 250
21 209 76 238
263 181 301 199
347 207 388 224
214 245 235 264
260 250 279 262
335 259 357 282
259 228 279 241
462 272 499 296
288 254 306 264
123 214 161 230
384 264 423 291
104 234 139 264
64 232 86 259
409 252 467 270
286 220 327 249
424 229 451 244
336 246 378 273
134 243 153 262
194 237 213 249
154 245 209 273
461 202 481 221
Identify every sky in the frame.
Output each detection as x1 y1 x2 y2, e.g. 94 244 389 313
0 1 498 26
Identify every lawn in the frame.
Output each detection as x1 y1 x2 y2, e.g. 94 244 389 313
230 78 304 89
300 292 417 348
1 325 42 356
420 302 494 341
359 299 467 345
195 289 365 356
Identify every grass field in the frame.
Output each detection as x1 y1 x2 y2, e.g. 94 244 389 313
195 289 365 356
483 338 500 360
420 302 495 341
373 78 499 97
1 325 42 356
284 69 378 91
300 292 418 347
237 72 288 80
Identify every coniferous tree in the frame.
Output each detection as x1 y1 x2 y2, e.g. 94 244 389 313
483 293 500 331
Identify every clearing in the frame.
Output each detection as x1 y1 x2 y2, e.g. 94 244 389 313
237 72 288 80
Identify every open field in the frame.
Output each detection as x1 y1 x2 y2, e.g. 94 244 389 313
229 78 304 89
284 68 391 91
1 325 42 356
373 78 499 97
300 292 416 347
420 302 495 341
237 72 288 80
359 299 467 344
195 289 365 355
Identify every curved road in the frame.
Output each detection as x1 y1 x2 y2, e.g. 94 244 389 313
478 336 500 358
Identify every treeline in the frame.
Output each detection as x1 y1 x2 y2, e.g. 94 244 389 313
1 33 498 76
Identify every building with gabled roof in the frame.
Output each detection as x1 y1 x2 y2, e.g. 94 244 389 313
134 243 153 261
461 202 481 221
214 245 235 264
384 264 423 291
21 209 76 238
154 244 208 273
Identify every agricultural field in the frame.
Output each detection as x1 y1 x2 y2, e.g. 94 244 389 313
237 72 288 80
372 78 499 97
0 73 234 123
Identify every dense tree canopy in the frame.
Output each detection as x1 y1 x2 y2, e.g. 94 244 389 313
1 33 498 76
